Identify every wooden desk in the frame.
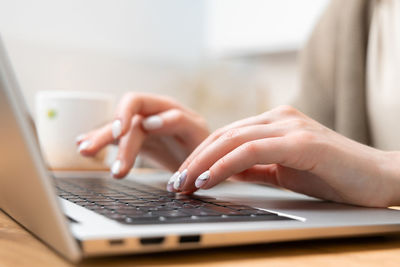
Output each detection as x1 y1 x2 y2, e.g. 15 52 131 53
2 209 400 266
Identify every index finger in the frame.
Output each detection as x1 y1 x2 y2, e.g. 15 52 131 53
112 93 187 139
177 106 304 173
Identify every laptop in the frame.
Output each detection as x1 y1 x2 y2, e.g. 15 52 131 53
1 36 400 263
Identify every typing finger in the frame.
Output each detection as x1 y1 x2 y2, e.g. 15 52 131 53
111 115 146 179
78 123 115 156
194 137 289 189
176 123 286 192
177 105 299 174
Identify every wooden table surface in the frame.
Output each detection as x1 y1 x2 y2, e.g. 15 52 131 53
2 210 400 266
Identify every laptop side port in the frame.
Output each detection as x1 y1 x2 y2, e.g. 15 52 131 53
140 237 165 246
179 235 201 244
109 239 125 246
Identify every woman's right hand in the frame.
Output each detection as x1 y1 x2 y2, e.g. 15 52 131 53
76 93 209 186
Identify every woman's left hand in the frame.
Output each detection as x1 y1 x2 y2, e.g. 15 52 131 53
169 105 399 207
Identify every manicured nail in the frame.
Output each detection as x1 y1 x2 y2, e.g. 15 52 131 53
75 134 86 143
112 120 122 139
142 115 163 130
195 170 210 188
174 169 187 190
78 140 91 152
166 183 174 192
111 160 122 176
168 171 180 185
167 171 180 192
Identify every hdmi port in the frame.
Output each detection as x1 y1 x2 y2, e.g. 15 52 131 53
140 237 165 246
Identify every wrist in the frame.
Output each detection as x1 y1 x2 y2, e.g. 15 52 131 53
379 151 400 207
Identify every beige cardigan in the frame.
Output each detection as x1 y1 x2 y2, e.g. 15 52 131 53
294 0 373 145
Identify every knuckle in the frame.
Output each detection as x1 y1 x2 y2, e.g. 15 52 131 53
213 127 226 140
169 108 185 121
292 130 316 144
276 105 298 116
122 92 138 102
216 156 230 171
290 118 308 129
196 116 209 130
221 128 242 142
241 141 259 156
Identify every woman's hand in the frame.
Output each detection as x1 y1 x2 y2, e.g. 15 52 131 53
76 93 209 179
170 105 399 207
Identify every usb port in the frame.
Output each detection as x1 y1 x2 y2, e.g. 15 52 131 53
179 235 201 244
140 237 165 245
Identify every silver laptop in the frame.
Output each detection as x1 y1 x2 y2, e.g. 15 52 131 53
1 36 400 263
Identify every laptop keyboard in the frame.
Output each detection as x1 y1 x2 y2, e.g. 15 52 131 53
55 177 293 225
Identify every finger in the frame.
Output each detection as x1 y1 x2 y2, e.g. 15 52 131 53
232 164 280 186
78 94 186 156
141 109 208 151
112 93 187 140
178 124 285 192
78 123 115 156
194 137 289 189
177 106 298 172
110 115 146 179
180 165 280 196
177 114 270 172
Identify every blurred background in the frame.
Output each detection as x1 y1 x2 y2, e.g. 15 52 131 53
0 0 328 130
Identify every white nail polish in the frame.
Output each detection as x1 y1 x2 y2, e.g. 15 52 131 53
142 115 163 130
78 140 91 152
111 160 122 175
168 171 180 185
195 170 210 188
174 169 187 190
166 183 174 192
112 120 122 139
75 134 86 143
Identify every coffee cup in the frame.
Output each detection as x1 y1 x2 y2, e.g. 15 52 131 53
35 90 115 170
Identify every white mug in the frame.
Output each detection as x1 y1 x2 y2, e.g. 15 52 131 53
35 90 115 170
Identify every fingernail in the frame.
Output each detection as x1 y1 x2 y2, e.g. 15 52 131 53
142 115 163 130
168 171 180 185
173 169 187 191
167 171 180 192
166 183 174 192
78 140 91 153
112 120 122 139
195 170 210 188
111 160 122 176
75 134 86 143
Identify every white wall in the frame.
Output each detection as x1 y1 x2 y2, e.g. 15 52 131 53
0 0 328 128
0 0 205 63
205 0 329 56
0 0 206 114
